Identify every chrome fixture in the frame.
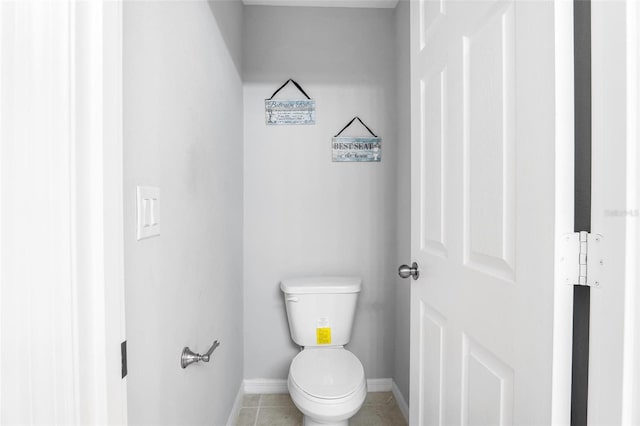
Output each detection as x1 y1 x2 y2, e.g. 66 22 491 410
181 340 220 369
398 262 420 280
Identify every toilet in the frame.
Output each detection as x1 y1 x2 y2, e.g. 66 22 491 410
280 276 367 426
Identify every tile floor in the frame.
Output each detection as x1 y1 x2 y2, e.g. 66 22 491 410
235 392 407 426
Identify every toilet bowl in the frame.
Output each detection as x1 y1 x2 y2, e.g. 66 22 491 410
280 276 366 425
288 347 367 426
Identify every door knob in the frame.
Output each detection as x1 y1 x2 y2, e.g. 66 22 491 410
398 262 420 280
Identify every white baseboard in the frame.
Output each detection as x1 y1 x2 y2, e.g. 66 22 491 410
366 378 393 392
243 378 393 394
244 378 289 394
226 382 245 426
391 380 409 423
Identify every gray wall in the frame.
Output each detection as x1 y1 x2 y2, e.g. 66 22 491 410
393 0 411 404
242 6 398 381
123 1 244 425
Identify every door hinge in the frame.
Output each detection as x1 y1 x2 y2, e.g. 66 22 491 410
121 340 128 378
560 231 604 287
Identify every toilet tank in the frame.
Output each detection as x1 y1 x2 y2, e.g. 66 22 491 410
280 276 362 347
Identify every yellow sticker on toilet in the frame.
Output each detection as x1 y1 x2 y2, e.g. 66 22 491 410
316 327 332 345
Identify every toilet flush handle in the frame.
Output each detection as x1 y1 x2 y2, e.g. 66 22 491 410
286 297 299 303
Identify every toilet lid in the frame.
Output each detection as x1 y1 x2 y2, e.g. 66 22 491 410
290 349 365 400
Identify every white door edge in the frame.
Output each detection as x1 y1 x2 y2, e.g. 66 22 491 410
551 0 575 425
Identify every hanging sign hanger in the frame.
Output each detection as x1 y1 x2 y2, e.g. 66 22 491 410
333 116 378 138
332 116 382 163
265 79 316 125
267 79 312 101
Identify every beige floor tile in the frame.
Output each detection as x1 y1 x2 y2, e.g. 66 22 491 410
240 392 406 426
351 406 387 426
242 394 261 407
235 407 258 426
383 404 408 426
256 406 303 426
260 393 295 407
351 404 407 426
364 392 396 406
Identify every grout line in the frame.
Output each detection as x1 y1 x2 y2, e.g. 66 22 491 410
252 394 262 426
253 406 259 426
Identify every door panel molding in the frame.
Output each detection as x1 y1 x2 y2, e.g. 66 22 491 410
420 66 449 258
418 301 447 426
419 0 447 51
461 334 514 426
461 4 516 283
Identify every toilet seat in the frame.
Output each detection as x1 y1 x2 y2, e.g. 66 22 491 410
288 348 367 425
289 348 365 400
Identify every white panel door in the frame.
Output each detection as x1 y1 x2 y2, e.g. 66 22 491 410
409 1 574 424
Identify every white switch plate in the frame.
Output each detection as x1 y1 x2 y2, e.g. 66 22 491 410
136 186 160 240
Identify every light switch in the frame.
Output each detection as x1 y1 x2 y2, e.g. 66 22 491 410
136 186 160 240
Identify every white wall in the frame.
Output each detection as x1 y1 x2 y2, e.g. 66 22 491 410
393 0 411 405
123 1 244 425
242 6 398 381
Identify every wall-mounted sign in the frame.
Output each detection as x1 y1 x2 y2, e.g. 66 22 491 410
332 137 381 162
265 99 315 125
265 79 315 125
331 117 381 163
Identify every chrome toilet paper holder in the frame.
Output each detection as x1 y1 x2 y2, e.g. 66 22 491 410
181 340 220 369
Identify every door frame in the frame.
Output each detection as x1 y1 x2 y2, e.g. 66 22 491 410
587 0 640 424
622 2 640 421
72 0 128 423
557 0 640 424
1 0 127 422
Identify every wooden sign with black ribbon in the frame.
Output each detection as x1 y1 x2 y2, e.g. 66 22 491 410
265 79 315 125
331 117 381 162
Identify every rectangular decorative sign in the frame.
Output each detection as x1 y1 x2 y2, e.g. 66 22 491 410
265 99 315 125
332 136 382 162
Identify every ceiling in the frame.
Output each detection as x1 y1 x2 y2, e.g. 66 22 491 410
242 0 399 8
